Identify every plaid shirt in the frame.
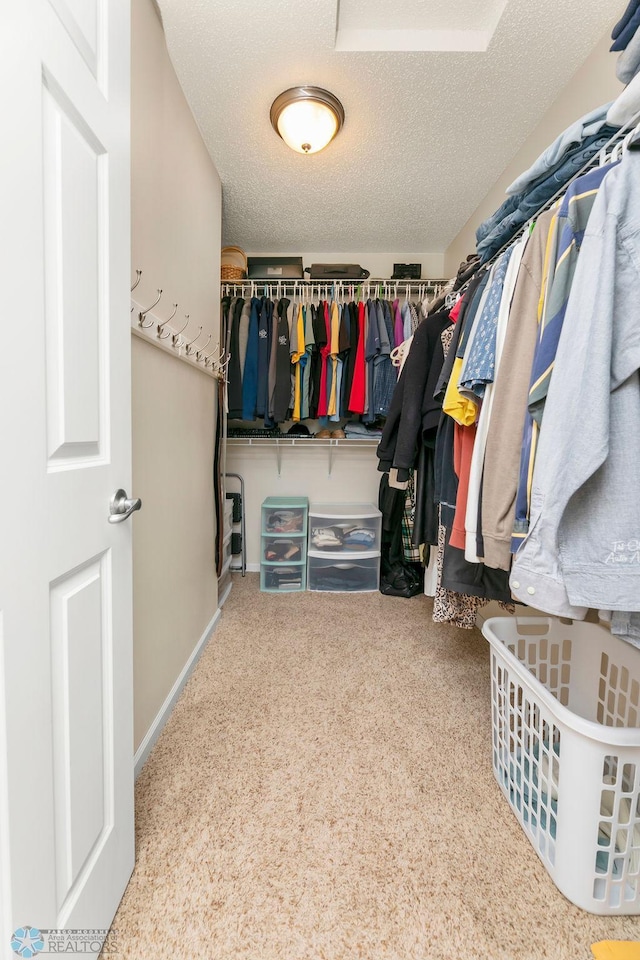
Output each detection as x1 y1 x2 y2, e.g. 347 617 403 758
402 471 422 562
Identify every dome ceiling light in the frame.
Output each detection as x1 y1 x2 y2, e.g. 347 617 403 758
270 86 345 155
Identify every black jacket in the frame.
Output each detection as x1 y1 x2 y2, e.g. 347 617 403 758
377 311 452 481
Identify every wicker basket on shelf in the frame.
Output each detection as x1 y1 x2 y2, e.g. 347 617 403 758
221 246 247 281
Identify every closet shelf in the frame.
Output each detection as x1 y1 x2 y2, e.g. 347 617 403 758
227 437 379 446
222 277 447 288
226 437 379 478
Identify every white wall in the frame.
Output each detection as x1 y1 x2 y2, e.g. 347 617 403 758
444 31 622 274
244 251 446 280
131 0 222 753
226 444 381 568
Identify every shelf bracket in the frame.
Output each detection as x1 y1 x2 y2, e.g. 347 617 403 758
275 439 282 478
328 440 335 478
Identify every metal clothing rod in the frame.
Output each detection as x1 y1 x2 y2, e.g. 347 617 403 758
221 277 448 300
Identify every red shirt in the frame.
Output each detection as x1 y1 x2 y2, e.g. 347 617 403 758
449 421 477 551
348 301 367 414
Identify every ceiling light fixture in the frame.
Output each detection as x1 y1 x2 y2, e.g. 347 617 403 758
270 86 345 155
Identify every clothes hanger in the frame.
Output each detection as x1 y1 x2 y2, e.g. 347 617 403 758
390 342 405 366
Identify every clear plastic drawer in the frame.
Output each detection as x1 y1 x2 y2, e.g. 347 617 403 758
262 505 306 535
260 562 306 593
307 554 380 592
262 537 306 564
308 502 381 555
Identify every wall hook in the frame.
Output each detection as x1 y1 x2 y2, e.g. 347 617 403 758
172 315 190 348
139 289 162 327
204 344 221 368
195 334 212 362
213 344 225 364
157 303 178 338
216 354 231 375
131 269 142 292
184 326 203 356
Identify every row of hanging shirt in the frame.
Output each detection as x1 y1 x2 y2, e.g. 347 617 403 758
377 124 640 642
220 283 446 427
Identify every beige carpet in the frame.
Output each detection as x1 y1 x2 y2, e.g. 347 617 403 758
113 575 640 959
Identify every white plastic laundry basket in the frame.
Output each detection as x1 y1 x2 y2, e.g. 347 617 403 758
482 617 640 915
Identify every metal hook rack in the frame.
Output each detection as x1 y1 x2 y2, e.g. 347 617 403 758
130 272 220 380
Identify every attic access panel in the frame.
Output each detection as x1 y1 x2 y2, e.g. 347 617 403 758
335 0 508 51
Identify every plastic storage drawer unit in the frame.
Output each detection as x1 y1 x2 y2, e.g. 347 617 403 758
482 616 640 915
307 502 381 592
260 497 308 593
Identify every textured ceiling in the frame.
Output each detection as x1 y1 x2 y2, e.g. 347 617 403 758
156 0 620 253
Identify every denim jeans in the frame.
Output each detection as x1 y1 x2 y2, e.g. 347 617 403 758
475 193 519 244
612 0 640 41
611 4 640 50
506 102 612 196
477 127 618 262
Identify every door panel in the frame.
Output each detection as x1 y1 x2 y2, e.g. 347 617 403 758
42 74 106 465
47 0 102 83
0 0 133 951
50 554 112 913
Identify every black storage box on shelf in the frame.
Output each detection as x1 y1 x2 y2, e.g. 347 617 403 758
247 256 304 279
392 263 421 279
304 263 370 280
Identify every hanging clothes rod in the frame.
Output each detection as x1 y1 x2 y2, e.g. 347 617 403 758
221 278 448 298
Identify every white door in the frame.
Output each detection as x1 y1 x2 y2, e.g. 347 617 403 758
0 0 134 955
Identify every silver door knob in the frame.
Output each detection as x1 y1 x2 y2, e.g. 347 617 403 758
109 488 142 523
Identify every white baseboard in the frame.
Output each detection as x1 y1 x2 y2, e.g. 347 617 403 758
218 578 233 606
134 607 222 779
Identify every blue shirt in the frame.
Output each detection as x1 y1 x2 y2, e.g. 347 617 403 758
241 297 261 420
459 247 514 399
